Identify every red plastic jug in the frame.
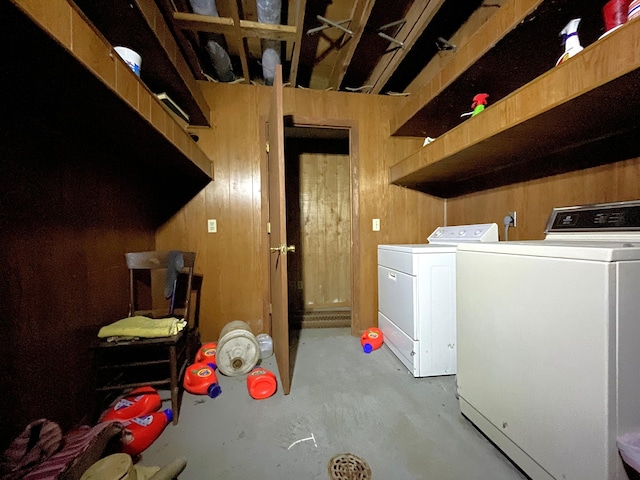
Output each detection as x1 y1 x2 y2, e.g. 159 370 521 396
183 362 222 398
246 367 277 400
361 327 384 353
195 342 217 366
100 386 161 422
121 409 172 457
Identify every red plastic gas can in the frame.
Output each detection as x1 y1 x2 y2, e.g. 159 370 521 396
100 386 162 422
195 342 217 366
246 367 277 400
121 409 172 457
360 327 384 353
183 362 222 398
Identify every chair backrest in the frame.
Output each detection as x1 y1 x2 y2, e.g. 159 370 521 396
125 251 196 321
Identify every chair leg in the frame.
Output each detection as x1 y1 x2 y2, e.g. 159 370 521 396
169 345 179 425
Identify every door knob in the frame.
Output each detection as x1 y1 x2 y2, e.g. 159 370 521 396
270 244 296 254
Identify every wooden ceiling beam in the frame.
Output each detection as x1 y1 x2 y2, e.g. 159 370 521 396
174 12 235 35
368 0 445 94
287 0 306 87
174 12 297 41
227 0 251 83
326 0 376 91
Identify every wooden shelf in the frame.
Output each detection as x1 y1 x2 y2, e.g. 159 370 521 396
390 0 607 138
4 0 212 211
72 0 211 127
389 6 640 198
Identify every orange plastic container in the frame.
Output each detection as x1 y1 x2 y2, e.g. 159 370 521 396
183 362 222 398
195 342 217 366
246 367 277 400
121 409 172 457
100 386 161 422
360 327 384 353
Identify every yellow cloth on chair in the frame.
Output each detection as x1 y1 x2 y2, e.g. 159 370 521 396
97 316 186 339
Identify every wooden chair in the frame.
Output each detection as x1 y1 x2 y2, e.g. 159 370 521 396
93 251 200 425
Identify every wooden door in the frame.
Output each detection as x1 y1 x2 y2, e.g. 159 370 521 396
268 65 292 394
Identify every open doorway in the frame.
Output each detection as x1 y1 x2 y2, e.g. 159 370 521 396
284 125 352 329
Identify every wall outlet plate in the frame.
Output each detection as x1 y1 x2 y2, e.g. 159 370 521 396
372 218 380 231
207 219 217 233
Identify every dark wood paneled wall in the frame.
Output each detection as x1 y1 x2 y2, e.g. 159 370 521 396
446 158 640 239
0 117 157 449
157 83 443 340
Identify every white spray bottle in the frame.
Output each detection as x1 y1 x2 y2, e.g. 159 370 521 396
556 18 583 66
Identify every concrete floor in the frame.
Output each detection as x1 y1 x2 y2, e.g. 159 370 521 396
140 327 528 479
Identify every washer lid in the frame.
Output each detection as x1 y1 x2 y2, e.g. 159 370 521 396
457 240 640 261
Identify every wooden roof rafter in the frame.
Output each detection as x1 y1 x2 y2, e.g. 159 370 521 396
367 0 445 94
327 0 376 90
288 0 307 88
227 0 251 83
173 12 297 40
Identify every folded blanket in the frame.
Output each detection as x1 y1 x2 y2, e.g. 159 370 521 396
97 316 186 339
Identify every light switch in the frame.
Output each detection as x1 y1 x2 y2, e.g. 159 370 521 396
207 219 217 233
372 219 380 231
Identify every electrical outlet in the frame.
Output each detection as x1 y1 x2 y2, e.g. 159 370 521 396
207 219 217 233
507 211 517 227
372 218 380 231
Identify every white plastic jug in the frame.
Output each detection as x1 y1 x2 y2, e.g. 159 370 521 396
216 320 260 376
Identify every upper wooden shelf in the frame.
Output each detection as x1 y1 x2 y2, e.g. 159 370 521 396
390 18 640 197
391 0 613 138
72 0 211 127
4 0 212 211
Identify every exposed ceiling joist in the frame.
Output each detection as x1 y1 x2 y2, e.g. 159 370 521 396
368 0 445 94
174 12 235 35
174 12 297 41
327 0 376 90
131 0 520 95
227 0 251 83
287 0 307 87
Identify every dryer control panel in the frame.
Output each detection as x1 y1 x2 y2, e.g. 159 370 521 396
545 200 640 233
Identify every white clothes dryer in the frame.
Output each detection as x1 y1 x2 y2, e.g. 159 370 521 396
377 223 498 377
456 201 640 480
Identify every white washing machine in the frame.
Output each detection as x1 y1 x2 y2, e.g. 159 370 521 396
377 223 498 377
457 201 640 480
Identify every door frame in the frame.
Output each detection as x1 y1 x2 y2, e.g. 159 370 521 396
261 114 360 337
289 116 360 336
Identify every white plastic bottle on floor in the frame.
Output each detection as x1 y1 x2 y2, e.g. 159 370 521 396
257 333 273 359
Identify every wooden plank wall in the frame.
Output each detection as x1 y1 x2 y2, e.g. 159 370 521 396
0 116 157 449
298 151 352 311
157 82 442 340
446 157 640 239
284 144 352 314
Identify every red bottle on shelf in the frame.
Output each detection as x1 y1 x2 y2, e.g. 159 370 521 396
360 327 384 353
183 362 222 398
246 367 277 400
100 386 162 422
121 409 172 457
